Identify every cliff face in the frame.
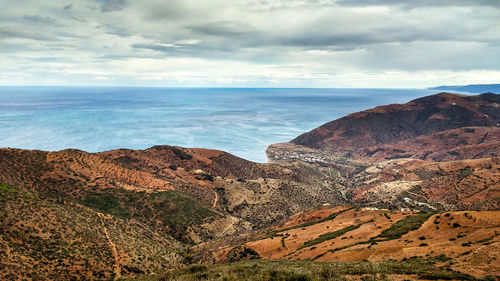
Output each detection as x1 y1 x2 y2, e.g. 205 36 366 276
291 93 500 153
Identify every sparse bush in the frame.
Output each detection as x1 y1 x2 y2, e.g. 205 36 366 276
418 270 476 280
171 147 193 160
183 265 207 274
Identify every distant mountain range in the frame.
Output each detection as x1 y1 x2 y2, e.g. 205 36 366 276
429 83 500 93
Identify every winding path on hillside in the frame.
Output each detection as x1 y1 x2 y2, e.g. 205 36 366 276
98 213 121 280
212 189 219 209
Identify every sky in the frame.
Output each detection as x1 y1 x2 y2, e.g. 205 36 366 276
1 0 499 88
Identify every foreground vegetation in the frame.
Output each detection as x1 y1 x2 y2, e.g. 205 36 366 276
121 257 499 281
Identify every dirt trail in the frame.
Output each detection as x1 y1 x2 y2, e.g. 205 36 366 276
98 213 121 279
212 189 219 209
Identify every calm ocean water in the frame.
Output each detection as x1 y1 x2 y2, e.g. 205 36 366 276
0 87 442 162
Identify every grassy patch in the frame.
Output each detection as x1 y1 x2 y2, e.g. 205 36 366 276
149 190 220 236
81 192 126 217
418 270 476 280
0 181 37 201
122 256 477 281
458 166 473 178
300 224 361 249
376 213 433 241
0 181 15 195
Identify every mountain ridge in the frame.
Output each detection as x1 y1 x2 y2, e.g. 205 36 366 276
290 92 499 152
429 83 500 93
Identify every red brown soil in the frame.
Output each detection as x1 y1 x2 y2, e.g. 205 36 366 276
209 207 500 278
291 92 500 156
355 126 500 163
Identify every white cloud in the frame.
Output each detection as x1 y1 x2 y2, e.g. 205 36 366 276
0 0 499 87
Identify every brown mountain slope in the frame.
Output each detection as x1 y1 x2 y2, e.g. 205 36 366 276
196 206 500 279
0 182 182 280
0 146 347 239
355 126 500 162
96 146 350 226
291 92 500 153
0 147 246 243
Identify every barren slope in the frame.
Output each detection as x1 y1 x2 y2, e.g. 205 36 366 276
291 92 500 152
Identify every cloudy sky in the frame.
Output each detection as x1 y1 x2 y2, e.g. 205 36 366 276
1 0 499 87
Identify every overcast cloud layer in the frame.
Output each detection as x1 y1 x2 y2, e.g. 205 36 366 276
1 0 499 87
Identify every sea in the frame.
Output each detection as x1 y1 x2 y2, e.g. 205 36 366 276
0 87 449 162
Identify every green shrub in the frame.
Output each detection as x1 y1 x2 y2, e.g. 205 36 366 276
81 193 125 217
171 147 193 160
418 270 476 280
183 265 207 274
300 224 361 249
0 181 15 195
376 213 433 241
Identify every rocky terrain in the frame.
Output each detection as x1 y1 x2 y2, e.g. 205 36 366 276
1 92 499 280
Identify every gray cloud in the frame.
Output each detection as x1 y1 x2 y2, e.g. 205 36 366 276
145 1 188 21
1 0 499 87
99 24 132 37
0 26 56 40
131 42 238 58
22 15 62 26
100 0 128 12
188 21 256 37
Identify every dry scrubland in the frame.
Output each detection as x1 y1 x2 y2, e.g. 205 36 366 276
0 93 499 280
192 206 499 280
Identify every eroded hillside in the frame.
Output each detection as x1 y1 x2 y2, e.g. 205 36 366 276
195 206 500 279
